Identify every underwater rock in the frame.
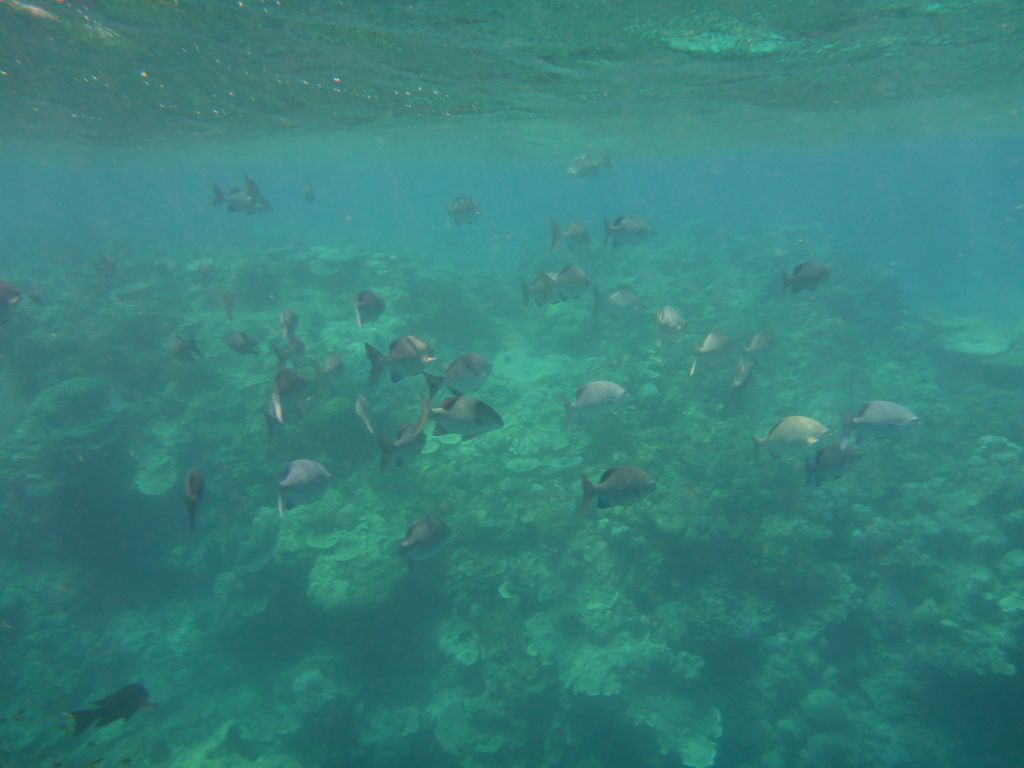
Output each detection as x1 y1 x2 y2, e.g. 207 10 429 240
626 694 722 768
800 688 846 726
306 545 402 611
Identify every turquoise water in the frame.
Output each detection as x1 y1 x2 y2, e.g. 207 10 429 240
2 3 1024 768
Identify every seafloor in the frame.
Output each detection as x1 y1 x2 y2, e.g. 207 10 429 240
1 219 1023 767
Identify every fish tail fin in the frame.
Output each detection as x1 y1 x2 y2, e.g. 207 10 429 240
424 372 443 402
355 303 364 327
603 218 611 247
689 357 699 377
70 708 102 735
581 475 595 513
550 218 561 253
365 343 385 386
376 433 394 473
212 185 224 207
277 491 285 519
592 285 603 315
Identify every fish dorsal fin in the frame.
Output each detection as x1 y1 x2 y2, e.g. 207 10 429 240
599 467 619 483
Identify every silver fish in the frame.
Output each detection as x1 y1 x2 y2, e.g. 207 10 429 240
783 262 830 293
550 219 591 252
603 216 653 247
581 466 655 513
754 416 830 460
567 152 610 178
847 401 920 441
655 306 687 346
425 353 493 398
431 396 503 440
366 336 436 385
564 381 628 425
277 459 331 517
594 285 643 318
689 331 729 376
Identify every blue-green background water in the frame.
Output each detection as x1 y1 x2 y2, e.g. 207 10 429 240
2 2 1024 767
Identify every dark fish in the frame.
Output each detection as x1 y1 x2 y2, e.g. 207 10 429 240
0 282 21 323
603 216 653 247
184 468 204 532
581 466 655 513
550 265 590 301
447 196 481 226
783 262 831 293
806 430 860 486
366 336 435 385
550 219 591 252
303 180 315 202
399 517 451 562
70 684 151 735
425 353 492 398
355 290 385 327
594 285 643 318
225 331 259 355
314 353 345 394
431 396 503 439
277 459 331 518
271 368 309 423
272 336 306 368
567 152 611 178
279 309 298 340
169 333 202 362
847 401 920 441
212 175 271 215
521 272 559 306
222 291 236 320
378 397 431 473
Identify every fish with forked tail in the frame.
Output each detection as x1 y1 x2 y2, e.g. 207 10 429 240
550 219 590 252
277 460 330 517
70 684 152 735
377 397 431 473
366 336 435 385
212 175 271 215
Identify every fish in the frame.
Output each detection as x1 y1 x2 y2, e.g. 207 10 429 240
564 380 628 425
314 353 345 394
425 353 493 398
521 273 559 306
70 684 152 735
567 152 611 178
0 282 21 323
806 425 860 486
355 290 385 327
783 262 831 293
550 219 591 252
378 397 431 473
225 331 259 355
271 368 309 423
366 336 436 385
593 285 643 318
279 309 298 340
303 180 314 202
272 336 306 368
550 265 590 301
581 466 655 513
212 175 271 215
277 459 331 518
731 356 756 391
355 394 375 435
94 253 117 282
169 333 202 362
431 396 504 439
447 196 481 226
655 306 687 346
689 331 729 376
847 401 920 441
743 330 774 356
603 216 653 247
222 291 236 320
184 468 204 532
754 416 830 460
399 517 451 562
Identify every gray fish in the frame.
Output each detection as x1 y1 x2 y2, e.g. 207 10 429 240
212 175 271 215
272 336 306 368
270 368 309 424
279 309 298 340
847 401 920 441
225 331 259 355
0 282 21 324
551 265 590 301
522 273 559 306
170 333 202 362
655 306 687 346
447 196 481 226
355 290 385 327
355 394 375 435
431 396 503 439
689 331 729 376
743 330 774 356
184 467 204 532
277 459 331 518
314 353 345 395
378 397 431 473
731 356 755 391
806 430 860 486
366 336 436 385
594 285 643 318
399 517 451 562
754 416 830 460
581 465 655 513
550 219 591 252
564 380 628 425
567 152 611 178
783 262 831 293
603 216 653 247
425 353 492 398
